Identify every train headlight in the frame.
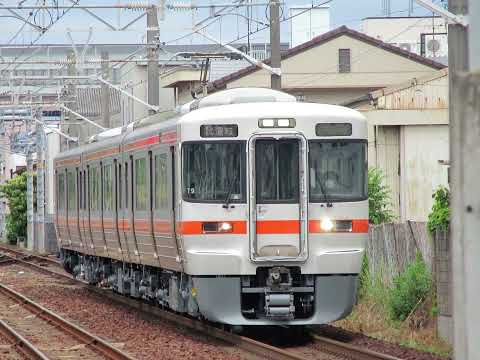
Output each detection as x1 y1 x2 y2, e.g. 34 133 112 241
258 118 296 128
202 222 233 233
259 119 275 127
320 218 334 232
218 222 233 232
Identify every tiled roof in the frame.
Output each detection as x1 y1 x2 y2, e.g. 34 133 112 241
210 25 447 90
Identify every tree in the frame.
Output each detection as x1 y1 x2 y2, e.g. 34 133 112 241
0 173 28 243
368 168 394 224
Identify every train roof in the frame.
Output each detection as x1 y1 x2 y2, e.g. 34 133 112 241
55 88 366 161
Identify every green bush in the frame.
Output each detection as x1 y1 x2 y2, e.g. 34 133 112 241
368 168 394 224
358 255 370 298
427 187 450 234
0 173 28 244
387 253 432 321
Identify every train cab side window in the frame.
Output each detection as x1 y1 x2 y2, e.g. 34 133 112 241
67 171 76 211
154 154 168 209
57 173 65 210
135 158 147 210
89 166 100 211
103 164 113 212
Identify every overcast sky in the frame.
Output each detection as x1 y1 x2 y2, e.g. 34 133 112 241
0 0 440 46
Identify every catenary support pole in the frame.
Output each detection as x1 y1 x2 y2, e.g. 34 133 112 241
101 51 111 128
35 109 45 253
269 0 281 90
147 6 160 115
449 0 470 358
62 50 77 151
26 109 34 251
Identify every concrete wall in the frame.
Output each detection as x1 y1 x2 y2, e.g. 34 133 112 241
120 64 175 123
367 123 449 222
400 125 449 221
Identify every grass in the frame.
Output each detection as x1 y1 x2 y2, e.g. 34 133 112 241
334 288 453 358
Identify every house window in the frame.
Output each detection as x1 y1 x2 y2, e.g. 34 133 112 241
338 49 351 73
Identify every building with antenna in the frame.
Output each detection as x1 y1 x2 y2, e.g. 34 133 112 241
361 16 448 64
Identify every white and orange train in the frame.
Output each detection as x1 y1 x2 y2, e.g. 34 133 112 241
55 88 368 326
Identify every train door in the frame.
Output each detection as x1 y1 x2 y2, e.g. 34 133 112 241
79 168 94 255
102 159 122 261
55 169 68 248
66 168 82 251
132 151 158 266
248 133 308 262
116 161 130 262
152 147 182 271
127 155 141 264
119 159 133 262
88 163 108 257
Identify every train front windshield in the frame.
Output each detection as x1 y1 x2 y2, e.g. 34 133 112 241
182 142 246 202
309 140 367 202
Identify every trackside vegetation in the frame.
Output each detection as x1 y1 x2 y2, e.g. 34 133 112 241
427 187 450 234
340 170 451 356
368 168 394 225
0 173 29 244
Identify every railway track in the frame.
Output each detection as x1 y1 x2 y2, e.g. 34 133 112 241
0 282 135 360
0 247 405 360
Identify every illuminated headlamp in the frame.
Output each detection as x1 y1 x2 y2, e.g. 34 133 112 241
259 118 296 128
317 219 353 233
320 218 334 232
202 222 233 233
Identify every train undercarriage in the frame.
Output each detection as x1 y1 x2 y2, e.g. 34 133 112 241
60 249 359 325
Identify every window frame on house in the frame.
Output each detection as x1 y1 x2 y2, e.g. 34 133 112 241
338 48 351 73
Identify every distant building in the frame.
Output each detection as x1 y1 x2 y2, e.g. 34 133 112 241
290 5 330 47
345 69 449 221
203 26 445 106
361 16 448 64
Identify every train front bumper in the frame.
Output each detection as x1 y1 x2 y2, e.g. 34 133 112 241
193 274 358 325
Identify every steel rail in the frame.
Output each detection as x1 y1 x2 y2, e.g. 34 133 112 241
0 317 50 360
0 283 135 360
1 254 308 360
0 244 61 266
2 248 407 360
311 334 405 360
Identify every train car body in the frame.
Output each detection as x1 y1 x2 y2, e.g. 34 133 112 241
55 88 368 326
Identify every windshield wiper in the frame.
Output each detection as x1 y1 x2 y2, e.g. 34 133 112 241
222 176 235 209
318 175 333 208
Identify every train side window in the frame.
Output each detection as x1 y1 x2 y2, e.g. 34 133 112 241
89 166 99 211
57 173 65 210
67 171 76 211
154 154 168 209
135 158 147 210
103 164 113 212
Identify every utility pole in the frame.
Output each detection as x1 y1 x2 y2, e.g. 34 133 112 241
146 6 160 115
62 50 77 150
26 103 34 251
101 50 111 128
35 108 45 253
269 0 281 90
448 0 470 358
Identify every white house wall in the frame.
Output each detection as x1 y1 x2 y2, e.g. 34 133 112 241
400 125 449 221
